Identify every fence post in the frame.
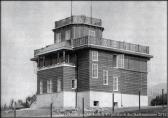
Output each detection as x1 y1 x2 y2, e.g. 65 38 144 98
14 102 16 118
162 89 164 108
82 97 84 118
139 91 141 110
112 93 114 113
50 103 52 118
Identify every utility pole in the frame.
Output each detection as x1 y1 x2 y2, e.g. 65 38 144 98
112 93 114 113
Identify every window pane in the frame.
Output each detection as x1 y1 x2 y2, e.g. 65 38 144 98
103 70 108 85
92 63 98 78
92 51 98 61
113 55 117 67
113 77 118 91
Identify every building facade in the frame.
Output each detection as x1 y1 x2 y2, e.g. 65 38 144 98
31 15 153 108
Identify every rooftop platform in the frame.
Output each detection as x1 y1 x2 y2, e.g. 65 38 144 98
53 15 103 30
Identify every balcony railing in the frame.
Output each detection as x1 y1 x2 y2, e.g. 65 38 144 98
34 41 72 56
72 36 149 54
55 15 102 28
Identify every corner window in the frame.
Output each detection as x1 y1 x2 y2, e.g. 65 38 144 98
40 80 43 94
92 63 98 78
56 33 61 43
92 51 98 61
47 80 52 93
89 30 95 37
72 79 77 89
103 70 108 85
93 101 99 107
65 30 70 40
113 77 118 91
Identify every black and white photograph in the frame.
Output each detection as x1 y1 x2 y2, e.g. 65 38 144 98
1 1 167 117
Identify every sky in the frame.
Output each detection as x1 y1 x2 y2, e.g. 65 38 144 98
1 1 167 106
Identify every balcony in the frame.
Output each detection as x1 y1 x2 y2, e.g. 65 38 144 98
71 36 152 58
54 15 102 29
34 41 72 57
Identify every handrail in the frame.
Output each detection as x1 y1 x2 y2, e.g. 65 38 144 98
72 36 149 54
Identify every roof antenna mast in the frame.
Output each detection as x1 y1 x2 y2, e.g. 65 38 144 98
91 0 92 24
71 0 72 17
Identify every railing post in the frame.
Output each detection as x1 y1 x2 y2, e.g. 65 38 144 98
14 102 16 118
139 91 141 110
82 97 84 118
112 93 114 113
50 103 53 118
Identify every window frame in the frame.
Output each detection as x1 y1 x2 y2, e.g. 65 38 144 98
72 79 77 89
92 51 98 61
92 63 98 79
103 70 108 85
47 80 52 93
113 76 118 91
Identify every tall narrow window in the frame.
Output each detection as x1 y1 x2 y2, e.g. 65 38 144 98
103 70 108 85
57 79 61 92
118 54 124 68
40 80 43 94
72 79 77 89
65 30 70 40
92 63 98 78
92 51 98 61
113 55 117 67
47 80 52 93
89 30 95 37
113 77 118 91
56 33 61 43
113 54 124 68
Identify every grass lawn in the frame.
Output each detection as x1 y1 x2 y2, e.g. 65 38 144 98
1 106 168 118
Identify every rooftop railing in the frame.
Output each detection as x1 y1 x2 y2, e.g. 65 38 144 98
72 36 149 54
55 15 102 28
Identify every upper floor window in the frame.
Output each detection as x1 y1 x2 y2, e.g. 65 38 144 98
92 63 98 78
65 30 70 40
118 54 124 68
47 80 53 93
92 51 98 61
72 79 77 89
89 30 95 37
103 70 108 85
113 54 124 68
113 77 118 91
56 33 61 43
40 80 43 94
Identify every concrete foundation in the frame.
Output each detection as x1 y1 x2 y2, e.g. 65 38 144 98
31 91 148 109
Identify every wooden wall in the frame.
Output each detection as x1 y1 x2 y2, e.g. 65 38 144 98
37 66 76 94
88 49 148 95
76 49 90 92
